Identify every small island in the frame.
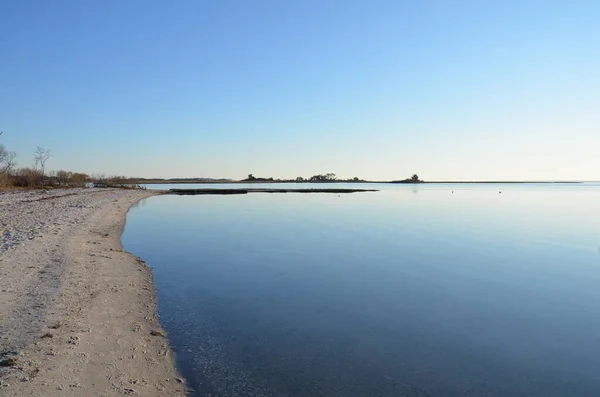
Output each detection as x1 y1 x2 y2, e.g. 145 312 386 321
390 174 423 184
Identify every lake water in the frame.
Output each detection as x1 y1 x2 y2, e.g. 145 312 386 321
122 183 600 396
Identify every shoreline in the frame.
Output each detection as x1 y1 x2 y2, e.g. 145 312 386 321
0 188 185 396
136 180 585 184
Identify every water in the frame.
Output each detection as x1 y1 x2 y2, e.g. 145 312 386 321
122 183 600 396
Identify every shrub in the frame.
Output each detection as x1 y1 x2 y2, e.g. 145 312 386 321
10 168 45 187
52 170 89 187
92 174 142 189
0 172 10 187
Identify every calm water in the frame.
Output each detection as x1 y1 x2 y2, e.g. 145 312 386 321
122 183 600 396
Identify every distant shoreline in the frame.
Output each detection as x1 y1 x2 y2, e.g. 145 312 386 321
136 179 584 185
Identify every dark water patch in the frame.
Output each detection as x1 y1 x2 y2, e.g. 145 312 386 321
168 188 378 195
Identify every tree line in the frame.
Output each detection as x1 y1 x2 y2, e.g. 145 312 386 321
243 173 365 183
243 173 422 183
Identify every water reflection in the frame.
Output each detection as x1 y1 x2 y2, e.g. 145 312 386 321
122 184 600 397
130 198 148 210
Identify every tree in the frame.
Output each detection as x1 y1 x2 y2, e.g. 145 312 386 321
0 144 17 173
296 176 304 182
34 147 51 176
309 173 337 182
411 174 419 181
55 170 89 187
0 132 17 173
247 174 256 181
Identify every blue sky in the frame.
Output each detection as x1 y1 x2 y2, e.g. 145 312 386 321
1 0 598 180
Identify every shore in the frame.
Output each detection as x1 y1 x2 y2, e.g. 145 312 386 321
0 188 185 396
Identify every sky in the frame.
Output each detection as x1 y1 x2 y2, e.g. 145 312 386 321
1 0 598 181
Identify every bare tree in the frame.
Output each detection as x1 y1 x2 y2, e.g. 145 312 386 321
0 144 17 173
34 147 51 176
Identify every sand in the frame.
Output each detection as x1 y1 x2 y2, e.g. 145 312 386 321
0 188 186 396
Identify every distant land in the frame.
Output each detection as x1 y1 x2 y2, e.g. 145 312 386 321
131 176 583 185
134 178 234 184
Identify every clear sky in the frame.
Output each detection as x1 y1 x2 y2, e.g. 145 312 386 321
1 0 598 181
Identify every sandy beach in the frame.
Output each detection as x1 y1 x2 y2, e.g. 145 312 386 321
0 188 185 396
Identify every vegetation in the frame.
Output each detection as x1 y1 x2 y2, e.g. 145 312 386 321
53 170 89 187
391 174 423 183
242 173 366 183
33 147 51 176
0 145 17 174
3 167 90 188
91 175 143 189
242 174 274 182
0 133 140 190
309 173 338 182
